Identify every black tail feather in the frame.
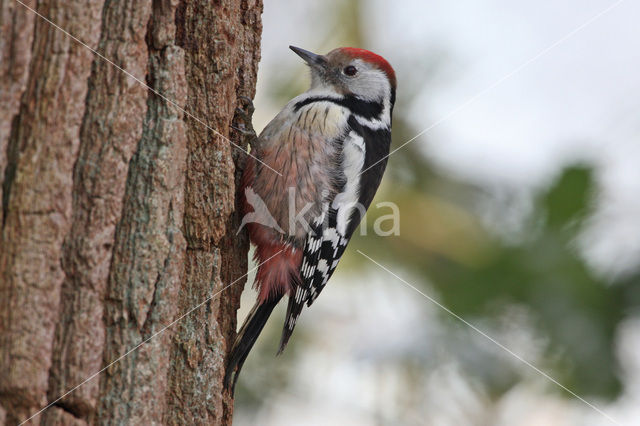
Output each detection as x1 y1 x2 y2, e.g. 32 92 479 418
224 296 281 392
278 289 304 354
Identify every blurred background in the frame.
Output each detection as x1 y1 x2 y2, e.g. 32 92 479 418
234 1 640 424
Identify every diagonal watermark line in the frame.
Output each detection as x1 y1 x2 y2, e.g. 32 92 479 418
357 250 620 425
19 250 283 425
360 0 626 176
14 0 282 177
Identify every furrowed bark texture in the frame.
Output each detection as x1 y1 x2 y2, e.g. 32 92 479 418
163 1 261 424
0 0 261 424
0 1 104 422
0 0 35 220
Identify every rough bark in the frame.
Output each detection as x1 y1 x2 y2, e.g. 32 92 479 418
163 1 261 424
0 0 261 424
0 0 36 220
0 1 104 422
45 1 153 422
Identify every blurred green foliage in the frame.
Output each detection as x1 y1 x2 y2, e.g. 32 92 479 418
357 162 637 398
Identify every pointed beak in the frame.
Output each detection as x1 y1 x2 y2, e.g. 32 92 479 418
289 46 327 69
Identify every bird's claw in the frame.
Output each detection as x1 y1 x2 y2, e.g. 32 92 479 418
233 95 257 143
230 124 257 138
237 95 255 115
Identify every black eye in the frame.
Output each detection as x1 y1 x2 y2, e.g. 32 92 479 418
343 65 357 76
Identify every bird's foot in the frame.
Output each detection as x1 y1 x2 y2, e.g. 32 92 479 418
233 95 257 145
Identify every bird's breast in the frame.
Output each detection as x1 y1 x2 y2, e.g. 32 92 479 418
249 102 349 243
294 101 349 139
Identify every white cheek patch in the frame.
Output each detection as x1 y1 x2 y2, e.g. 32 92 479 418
346 65 392 128
350 65 389 100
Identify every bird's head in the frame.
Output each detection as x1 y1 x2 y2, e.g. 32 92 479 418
290 46 396 104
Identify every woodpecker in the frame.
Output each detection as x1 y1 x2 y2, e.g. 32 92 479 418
225 46 396 390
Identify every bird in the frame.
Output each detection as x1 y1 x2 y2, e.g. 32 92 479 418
224 46 396 390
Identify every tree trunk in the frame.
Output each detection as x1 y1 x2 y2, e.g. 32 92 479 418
0 0 261 424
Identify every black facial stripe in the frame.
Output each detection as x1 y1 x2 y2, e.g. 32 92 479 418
293 95 384 120
389 87 396 117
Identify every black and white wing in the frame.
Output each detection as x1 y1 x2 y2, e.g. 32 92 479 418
278 208 328 351
306 119 392 304
279 122 390 350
